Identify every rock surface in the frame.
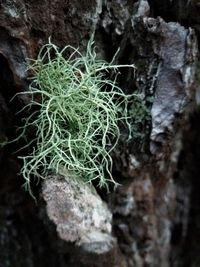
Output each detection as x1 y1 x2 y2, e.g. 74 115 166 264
0 0 200 267
42 175 113 251
41 175 127 266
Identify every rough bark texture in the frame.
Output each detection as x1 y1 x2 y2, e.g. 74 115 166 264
0 0 200 267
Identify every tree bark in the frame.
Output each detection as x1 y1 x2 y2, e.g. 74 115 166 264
0 0 200 266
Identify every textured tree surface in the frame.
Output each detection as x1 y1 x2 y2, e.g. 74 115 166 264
0 0 200 266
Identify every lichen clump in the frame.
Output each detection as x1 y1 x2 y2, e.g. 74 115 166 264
18 39 145 192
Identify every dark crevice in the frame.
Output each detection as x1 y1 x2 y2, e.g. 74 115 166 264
169 109 200 266
180 110 200 267
148 0 189 24
0 55 18 110
30 28 45 38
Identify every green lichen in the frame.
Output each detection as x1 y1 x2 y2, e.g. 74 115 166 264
16 38 149 193
0 136 8 148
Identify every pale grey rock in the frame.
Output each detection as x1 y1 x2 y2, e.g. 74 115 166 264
42 175 115 254
134 0 150 18
143 17 198 154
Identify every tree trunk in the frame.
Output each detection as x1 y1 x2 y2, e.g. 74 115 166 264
0 0 200 266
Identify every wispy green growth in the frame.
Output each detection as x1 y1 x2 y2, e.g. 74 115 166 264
17 38 148 192
0 136 8 148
